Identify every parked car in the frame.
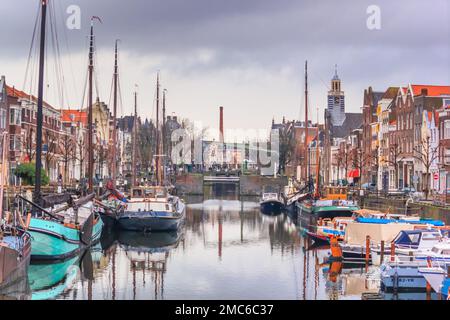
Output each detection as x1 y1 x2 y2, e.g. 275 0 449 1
401 187 416 195
361 182 376 191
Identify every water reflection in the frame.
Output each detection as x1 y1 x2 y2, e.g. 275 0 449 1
0 191 439 300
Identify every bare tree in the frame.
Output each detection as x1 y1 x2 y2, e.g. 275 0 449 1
412 136 439 199
382 142 403 190
24 127 36 162
44 130 58 179
59 132 75 186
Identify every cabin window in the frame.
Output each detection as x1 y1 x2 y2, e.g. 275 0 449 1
443 250 450 255
407 233 420 244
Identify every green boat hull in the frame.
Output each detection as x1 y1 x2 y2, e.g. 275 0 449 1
297 202 359 219
28 217 103 261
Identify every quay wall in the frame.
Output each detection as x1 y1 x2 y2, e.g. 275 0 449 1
362 196 450 225
239 175 287 196
174 174 287 196
174 173 204 195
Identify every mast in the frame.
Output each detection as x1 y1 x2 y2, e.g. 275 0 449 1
132 90 137 187
162 88 167 183
34 0 48 205
315 107 320 198
304 60 309 189
87 19 94 193
111 40 119 187
155 73 160 186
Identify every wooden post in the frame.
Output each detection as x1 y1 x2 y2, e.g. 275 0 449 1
365 235 370 263
426 281 431 301
390 241 395 262
380 241 385 264
409 250 413 262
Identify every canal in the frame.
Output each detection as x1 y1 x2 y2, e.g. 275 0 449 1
13 185 441 300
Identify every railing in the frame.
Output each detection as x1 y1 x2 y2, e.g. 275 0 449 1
203 176 240 182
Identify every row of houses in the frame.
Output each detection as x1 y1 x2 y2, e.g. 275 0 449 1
272 69 450 200
0 75 182 186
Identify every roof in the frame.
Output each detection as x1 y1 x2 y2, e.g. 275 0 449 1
61 110 87 125
411 85 450 97
6 85 57 111
329 112 363 138
382 87 399 100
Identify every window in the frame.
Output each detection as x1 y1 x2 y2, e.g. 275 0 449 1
10 107 21 125
445 149 450 165
9 135 21 151
0 109 6 129
444 120 450 139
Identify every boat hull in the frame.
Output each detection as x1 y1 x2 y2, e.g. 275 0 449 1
118 200 186 232
28 217 103 261
260 200 284 215
0 235 31 298
381 263 428 292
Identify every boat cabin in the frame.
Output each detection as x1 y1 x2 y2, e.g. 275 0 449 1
130 186 168 200
392 230 443 250
322 186 348 201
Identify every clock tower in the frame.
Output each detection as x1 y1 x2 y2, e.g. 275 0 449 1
327 65 345 126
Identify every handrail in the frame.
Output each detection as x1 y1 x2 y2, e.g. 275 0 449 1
16 195 64 222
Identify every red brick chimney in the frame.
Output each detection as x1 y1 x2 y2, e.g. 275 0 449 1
219 106 224 143
421 88 428 96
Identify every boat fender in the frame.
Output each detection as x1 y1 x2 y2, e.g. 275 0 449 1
330 236 342 259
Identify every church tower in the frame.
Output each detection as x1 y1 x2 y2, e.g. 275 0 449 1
327 65 345 126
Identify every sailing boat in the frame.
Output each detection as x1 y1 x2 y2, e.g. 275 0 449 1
297 61 359 221
19 2 103 261
116 74 186 232
0 132 31 296
95 40 127 229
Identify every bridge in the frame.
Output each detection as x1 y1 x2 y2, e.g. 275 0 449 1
203 176 240 183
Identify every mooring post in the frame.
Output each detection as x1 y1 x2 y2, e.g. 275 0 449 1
390 241 395 262
380 240 385 265
365 235 370 263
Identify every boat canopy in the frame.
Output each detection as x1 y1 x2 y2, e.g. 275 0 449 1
344 222 414 245
393 230 441 247
131 187 167 198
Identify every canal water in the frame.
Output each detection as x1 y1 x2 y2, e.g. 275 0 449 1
6 186 441 300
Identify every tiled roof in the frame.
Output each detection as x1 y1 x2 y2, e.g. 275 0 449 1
61 109 87 125
6 85 56 110
382 87 399 100
411 85 450 97
329 112 363 138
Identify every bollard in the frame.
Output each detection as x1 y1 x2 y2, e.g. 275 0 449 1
380 241 385 264
390 242 395 262
25 213 31 229
365 235 370 264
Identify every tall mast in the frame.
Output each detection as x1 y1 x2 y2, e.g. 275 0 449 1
315 107 320 198
87 19 95 193
162 88 167 183
111 40 119 187
155 73 160 186
34 0 48 205
304 60 309 188
132 90 137 187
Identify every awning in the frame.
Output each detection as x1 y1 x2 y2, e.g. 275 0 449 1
348 169 360 178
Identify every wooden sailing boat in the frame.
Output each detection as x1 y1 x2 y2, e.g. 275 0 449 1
19 4 103 261
116 74 186 232
296 61 359 220
0 132 31 296
95 40 127 228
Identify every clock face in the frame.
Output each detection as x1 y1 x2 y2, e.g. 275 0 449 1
334 96 340 104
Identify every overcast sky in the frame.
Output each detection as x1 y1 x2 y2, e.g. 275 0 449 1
0 0 449 141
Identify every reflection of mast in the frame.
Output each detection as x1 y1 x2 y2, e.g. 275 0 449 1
112 246 116 300
132 261 136 300
218 214 223 259
302 250 306 300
